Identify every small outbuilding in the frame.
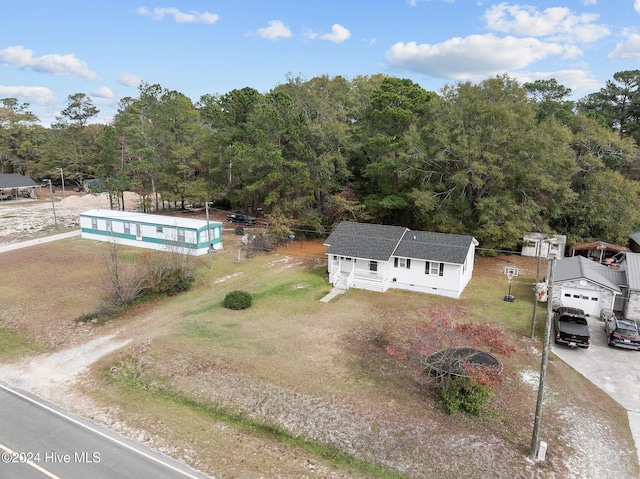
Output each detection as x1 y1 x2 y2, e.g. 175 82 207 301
80 209 223 256
521 233 566 259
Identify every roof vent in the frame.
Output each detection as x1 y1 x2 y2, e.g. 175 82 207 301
413 235 416 240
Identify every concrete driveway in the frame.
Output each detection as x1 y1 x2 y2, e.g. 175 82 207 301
552 314 640 464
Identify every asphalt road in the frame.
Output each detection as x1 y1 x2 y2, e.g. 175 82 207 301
551 314 640 465
0 383 213 479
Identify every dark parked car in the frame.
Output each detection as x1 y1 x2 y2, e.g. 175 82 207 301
227 213 257 226
604 315 640 350
553 306 591 349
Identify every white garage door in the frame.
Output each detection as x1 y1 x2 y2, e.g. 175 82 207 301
561 287 601 316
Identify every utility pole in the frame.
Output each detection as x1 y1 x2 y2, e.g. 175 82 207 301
530 238 544 339
205 200 213 270
529 258 555 460
59 168 66 197
45 179 58 230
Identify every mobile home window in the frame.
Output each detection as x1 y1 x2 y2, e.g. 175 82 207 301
177 229 185 242
106 220 112 232
91 218 97 229
124 223 130 235
156 226 163 233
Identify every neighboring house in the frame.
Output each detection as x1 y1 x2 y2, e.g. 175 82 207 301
521 233 566 259
0 173 38 199
552 255 624 317
80 209 223 256
324 221 478 299
618 253 640 321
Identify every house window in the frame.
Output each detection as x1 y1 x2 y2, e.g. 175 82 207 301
369 261 378 272
177 229 185 242
124 223 130 235
106 220 112 232
91 218 97 229
394 258 411 269
426 261 444 276
156 226 163 233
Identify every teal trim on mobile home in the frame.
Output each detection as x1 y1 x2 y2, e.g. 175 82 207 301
79 209 223 256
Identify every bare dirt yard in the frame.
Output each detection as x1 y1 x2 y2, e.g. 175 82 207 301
0 194 638 479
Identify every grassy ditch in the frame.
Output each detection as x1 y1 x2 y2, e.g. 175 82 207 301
102 363 411 479
0 327 42 361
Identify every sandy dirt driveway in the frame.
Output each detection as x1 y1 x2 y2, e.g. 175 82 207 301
0 192 142 245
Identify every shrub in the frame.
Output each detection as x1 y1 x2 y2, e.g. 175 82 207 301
440 376 493 415
223 290 252 310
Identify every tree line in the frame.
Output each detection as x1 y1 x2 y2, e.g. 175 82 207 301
1 71 639 252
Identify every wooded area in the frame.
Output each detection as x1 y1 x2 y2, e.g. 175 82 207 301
1 71 639 252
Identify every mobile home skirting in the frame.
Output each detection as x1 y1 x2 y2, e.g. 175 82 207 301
80 209 222 256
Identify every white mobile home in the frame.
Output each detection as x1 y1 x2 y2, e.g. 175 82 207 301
324 221 478 299
80 209 223 256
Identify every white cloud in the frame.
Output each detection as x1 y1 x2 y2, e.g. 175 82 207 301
0 85 56 104
513 70 601 94
320 24 351 43
583 0 597 5
256 20 292 40
635 0 640 13
386 34 581 79
483 4 609 43
0 45 97 80
91 86 115 99
608 32 640 61
137 7 219 24
118 72 143 87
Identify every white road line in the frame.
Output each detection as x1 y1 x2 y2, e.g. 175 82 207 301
0 383 210 479
0 442 62 479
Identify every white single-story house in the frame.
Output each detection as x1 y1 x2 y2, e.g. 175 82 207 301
552 255 624 317
80 209 223 256
521 233 566 259
324 221 478 299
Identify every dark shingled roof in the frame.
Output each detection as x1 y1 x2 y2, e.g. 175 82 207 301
324 221 408 261
395 230 476 264
324 221 477 264
0 173 38 189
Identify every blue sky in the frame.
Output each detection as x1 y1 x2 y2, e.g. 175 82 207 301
1 1 639 126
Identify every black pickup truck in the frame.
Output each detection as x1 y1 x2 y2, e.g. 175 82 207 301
553 307 591 348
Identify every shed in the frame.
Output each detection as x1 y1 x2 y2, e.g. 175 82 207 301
80 209 223 256
521 233 566 259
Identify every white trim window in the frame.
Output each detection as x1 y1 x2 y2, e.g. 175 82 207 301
394 257 411 269
369 261 378 272
426 261 444 276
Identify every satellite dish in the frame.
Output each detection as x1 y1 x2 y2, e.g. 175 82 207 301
241 234 250 245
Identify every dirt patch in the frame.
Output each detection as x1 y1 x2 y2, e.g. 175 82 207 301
0 192 143 245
